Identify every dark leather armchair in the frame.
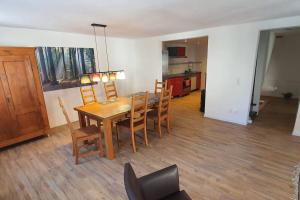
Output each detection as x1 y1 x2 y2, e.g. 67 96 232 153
124 163 192 200
298 175 300 200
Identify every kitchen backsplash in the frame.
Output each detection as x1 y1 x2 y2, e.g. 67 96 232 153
168 64 201 74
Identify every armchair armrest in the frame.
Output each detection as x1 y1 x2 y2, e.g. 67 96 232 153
138 165 180 200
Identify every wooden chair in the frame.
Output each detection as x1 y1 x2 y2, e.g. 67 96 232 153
58 97 104 164
116 92 149 153
80 85 97 105
155 79 168 95
104 81 118 100
80 85 101 127
148 86 173 137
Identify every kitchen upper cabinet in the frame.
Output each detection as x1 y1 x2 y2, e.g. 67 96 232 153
0 47 49 148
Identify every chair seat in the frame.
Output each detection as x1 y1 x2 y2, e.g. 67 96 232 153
147 109 158 119
164 191 192 200
73 125 99 139
117 118 147 129
117 118 130 127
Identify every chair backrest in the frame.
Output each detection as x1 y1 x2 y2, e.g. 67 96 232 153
104 81 118 100
130 92 149 130
80 85 97 105
124 163 144 200
58 97 74 133
158 86 173 118
155 79 168 95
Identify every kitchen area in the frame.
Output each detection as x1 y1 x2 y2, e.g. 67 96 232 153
162 37 208 111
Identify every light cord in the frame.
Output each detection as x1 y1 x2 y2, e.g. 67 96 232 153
103 27 110 72
93 26 100 72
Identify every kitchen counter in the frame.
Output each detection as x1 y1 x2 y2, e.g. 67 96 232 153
163 71 201 80
163 72 201 97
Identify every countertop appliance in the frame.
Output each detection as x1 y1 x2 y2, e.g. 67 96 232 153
182 77 191 96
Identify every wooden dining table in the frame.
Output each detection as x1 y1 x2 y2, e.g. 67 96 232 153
74 93 159 160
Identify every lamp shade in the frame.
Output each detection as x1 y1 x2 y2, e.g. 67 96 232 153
91 73 101 82
101 73 109 82
116 71 126 80
80 75 91 84
109 72 116 81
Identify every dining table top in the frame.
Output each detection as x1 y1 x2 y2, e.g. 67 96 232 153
74 93 159 120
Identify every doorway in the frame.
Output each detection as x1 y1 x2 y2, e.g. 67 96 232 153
250 27 300 134
161 36 208 113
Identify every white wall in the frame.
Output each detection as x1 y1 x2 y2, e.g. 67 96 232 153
133 38 162 92
262 34 300 98
293 101 300 136
204 25 259 125
134 16 300 125
0 26 136 128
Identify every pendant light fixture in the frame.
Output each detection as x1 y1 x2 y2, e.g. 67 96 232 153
80 74 92 84
80 23 125 84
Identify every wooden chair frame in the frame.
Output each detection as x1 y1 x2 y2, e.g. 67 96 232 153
80 85 97 105
80 85 101 127
150 86 173 137
103 81 118 100
155 79 168 95
58 97 104 164
116 92 149 153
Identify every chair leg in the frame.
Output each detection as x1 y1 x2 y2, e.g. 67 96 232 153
144 127 149 146
166 117 171 134
75 140 79 165
116 125 120 148
72 138 75 156
98 127 104 157
131 132 137 153
158 120 162 138
97 120 101 129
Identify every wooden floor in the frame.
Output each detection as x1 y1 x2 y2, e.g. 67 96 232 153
253 96 299 135
1 92 300 200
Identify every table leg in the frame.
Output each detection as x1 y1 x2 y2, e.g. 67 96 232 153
103 118 114 160
78 112 86 128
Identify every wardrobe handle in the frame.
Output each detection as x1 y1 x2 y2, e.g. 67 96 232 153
6 97 10 103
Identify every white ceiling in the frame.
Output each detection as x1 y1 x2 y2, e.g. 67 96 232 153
1 0 300 38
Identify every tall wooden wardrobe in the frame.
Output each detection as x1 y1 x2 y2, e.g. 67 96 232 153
0 47 49 148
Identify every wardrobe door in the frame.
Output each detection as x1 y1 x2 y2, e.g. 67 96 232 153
0 66 17 140
0 55 44 135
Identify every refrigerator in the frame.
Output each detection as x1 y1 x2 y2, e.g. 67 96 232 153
162 50 169 75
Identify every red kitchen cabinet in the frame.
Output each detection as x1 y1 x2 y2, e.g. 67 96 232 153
167 77 183 97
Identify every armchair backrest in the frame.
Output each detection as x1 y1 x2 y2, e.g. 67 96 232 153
139 165 179 200
124 163 181 200
124 163 144 200
298 175 300 200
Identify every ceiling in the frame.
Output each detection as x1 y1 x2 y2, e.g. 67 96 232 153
1 0 300 38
